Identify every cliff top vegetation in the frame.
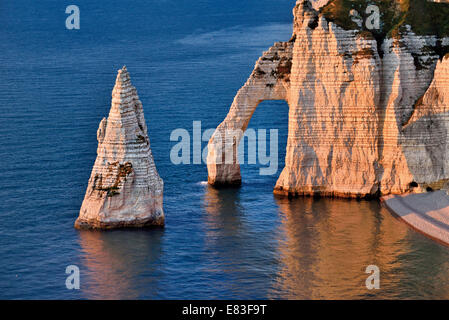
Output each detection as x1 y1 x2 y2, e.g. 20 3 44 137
321 0 449 38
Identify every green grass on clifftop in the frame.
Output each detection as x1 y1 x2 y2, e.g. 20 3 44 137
321 0 449 38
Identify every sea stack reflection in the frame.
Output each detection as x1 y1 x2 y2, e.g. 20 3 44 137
75 66 164 229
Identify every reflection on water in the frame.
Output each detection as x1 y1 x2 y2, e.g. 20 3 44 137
78 229 164 299
272 197 449 299
202 186 280 299
203 187 246 238
74 189 449 299
75 190 449 299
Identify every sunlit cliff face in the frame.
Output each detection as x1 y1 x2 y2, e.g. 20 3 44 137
310 0 330 10
208 0 449 198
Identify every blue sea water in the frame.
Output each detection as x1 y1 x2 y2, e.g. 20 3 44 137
1 0 449 299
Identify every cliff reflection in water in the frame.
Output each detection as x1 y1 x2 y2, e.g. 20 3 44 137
78 229 164 299
272 197 449 299
76 188 449 299
202 186 280 299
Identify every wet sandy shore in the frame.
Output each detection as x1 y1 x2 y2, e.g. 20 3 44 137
382 191 449 246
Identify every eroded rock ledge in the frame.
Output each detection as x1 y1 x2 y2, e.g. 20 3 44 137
207 0 449 198
75 67 164 229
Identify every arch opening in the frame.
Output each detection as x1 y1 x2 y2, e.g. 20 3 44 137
239 100 289 189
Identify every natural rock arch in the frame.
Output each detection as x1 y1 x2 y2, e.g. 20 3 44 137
207 0 449 198
207 42 293 186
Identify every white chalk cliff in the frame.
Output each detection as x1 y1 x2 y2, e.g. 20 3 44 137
207 0 449 198
75 67 164 229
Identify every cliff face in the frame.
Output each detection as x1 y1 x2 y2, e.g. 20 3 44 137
75 67 164 229
207 0 449 198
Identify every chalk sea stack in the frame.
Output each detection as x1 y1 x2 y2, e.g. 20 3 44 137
75 66 164 230
207 0 449 198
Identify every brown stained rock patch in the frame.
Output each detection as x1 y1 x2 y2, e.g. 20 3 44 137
136 134 147 144
353 48 375 64
253 67 266 78
276 57 293 79
92 162 133 197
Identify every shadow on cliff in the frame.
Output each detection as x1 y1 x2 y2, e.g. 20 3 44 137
77 228 164 299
